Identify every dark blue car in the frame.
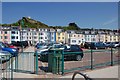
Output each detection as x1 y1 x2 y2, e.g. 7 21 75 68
0 42 18 57
90 42 106 49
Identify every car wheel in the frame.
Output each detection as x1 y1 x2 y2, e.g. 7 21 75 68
76 55 82 61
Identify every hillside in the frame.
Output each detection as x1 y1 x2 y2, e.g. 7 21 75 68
2 17 81 30
1 17 117 32
2 17 49 28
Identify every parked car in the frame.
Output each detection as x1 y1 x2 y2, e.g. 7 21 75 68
105 42 120 48
0 42 18 57
37 43 64 55
0 50 11 62
84 42 91 49
39 44 84 61
105 42 112 48
4 43 19 50
90 42 106 49
11 41 29 48
112 42 120 48
35 43 47 49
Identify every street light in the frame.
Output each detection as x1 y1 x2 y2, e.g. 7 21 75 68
20 19 24 52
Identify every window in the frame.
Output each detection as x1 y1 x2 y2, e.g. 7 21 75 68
30 37 31 39
34 33 37 35
34 37 37 39
16 32 18 34
16 36 18 39
45 37 47 39
12 31 15 34
40 37 43 39
58 33 60 36
72 40 76 43
52 37 54 40
4 36 7 39
78 35 80 37
88 38 89 41
62 37 64 39
12 36 15 39
52 33 54 35
74 35 76 37
5 31 7 34
1 36 2 39
40 33 43 35
79 40 81 43
58 37 60 39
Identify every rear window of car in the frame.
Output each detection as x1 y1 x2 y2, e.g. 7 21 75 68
71 45 81 51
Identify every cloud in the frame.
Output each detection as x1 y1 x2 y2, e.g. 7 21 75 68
103 18 118 26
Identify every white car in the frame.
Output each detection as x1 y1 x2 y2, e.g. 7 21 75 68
37 43 64 55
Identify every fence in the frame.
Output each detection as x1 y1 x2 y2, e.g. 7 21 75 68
14 52 38 74
0 51 13 80
63 48 119 74
38 47 119 75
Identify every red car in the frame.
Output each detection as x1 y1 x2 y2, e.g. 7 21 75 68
4 43 19 50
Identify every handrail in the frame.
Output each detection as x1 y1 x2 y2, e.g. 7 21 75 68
72 72 93 80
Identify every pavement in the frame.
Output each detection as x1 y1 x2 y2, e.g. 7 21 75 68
61 65 119 78
12 65 119 78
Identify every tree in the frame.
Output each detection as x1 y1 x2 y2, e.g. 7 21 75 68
68 22 80 30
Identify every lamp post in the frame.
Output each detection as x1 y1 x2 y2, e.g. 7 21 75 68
20 19 24 52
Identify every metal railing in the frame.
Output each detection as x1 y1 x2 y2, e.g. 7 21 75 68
62 47 119 75
14 52 38 74
0 52 13 80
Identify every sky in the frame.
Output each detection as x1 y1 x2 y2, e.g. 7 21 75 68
2 0 120 2
0 2 2 23
2 2 118 29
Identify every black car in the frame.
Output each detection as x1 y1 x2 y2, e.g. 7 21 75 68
64 45 84 61
40 45 84 61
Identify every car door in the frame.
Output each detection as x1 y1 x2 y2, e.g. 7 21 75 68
64 45 71 59
68 45 80 59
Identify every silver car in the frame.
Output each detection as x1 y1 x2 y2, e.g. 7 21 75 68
0 50 11 62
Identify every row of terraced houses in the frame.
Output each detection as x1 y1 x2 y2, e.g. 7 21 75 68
0 26 119 45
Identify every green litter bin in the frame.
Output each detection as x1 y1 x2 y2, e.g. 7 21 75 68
48 48 63 74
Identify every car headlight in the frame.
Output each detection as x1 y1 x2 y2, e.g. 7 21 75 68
12 49 16 52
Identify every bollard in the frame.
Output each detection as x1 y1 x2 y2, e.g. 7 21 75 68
35 50 38 74
11 57 13 80
91 49 93 70
111 47 113 66
15 55 18 72
61 50 64 75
